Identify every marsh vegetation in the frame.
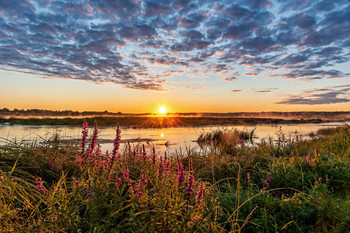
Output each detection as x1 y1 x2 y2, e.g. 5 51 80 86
0 123 350 232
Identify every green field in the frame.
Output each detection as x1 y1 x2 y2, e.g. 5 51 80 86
0 124 349 232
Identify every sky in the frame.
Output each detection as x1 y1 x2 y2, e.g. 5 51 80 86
0 0 349 113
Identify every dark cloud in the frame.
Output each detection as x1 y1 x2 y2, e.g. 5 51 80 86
231 89 242 92
178 17 199 28
277 86 350 105
224 77 237 81
145 1 171 16
178 12 209 28
241 36 277 53
289 13 316 30
0 0 349 91
181 30 204 40
249 0 272 8
250 88 278 93
224 24 253 40
279 69 346 80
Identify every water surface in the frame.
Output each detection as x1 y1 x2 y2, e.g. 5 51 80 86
0 122 348 154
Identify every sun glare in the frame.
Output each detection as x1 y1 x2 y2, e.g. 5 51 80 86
159 106 167 114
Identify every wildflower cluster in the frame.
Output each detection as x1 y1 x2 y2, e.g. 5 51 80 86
26 123 215 232
35 177 45 193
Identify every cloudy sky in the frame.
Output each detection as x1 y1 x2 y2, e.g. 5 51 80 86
0 0 349 113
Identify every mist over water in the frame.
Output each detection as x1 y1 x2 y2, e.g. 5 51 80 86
1 122 348 155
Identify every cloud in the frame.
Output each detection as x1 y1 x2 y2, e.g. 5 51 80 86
145 1 172 16
224 77 237 81
0 0 349 91
184 86 205 90
231 89 242 92
277 86 350 105
250 88 278 93
224 24 253 40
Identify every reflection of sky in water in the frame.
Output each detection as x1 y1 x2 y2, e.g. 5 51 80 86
1 122 349 155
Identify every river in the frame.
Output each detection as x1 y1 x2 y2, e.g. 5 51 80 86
0 122 348 155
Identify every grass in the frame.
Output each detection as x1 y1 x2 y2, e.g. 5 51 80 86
0 123 350 232
197 128 257 147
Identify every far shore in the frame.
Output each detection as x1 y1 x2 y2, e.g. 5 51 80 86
1 115 348 128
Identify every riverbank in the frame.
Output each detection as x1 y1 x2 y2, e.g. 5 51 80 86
0 116 330 128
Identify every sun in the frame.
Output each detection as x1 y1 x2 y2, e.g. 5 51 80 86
159 106 167 114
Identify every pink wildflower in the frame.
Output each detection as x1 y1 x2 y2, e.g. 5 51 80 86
79 121 89 156
306 155 312 167
135 174 148 198
151 147 157 164
192 215 201 222
74 180 80 188
164 160 171 174
35 177 45 193
86 124 98 157
141 144 147 161
75 155 83 165
157 158 164 177
111 125 121 160
195 183 205 208
177 163 185 187
115 178 122 189
123 168 131 182
247 172 251 183
185 173 194 200
49 157 56 169
94 144 102 159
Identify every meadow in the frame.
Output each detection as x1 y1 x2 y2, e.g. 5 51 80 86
0 122 349 232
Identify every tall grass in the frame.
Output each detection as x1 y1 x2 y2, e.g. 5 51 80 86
0 124 350 232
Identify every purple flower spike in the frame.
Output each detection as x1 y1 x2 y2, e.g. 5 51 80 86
195 183 205 207
157 158 164 177
306 155 312 167
185 174 194 200
35 177 45 193
111 125 121 159
135 174 148 198
49 157 56 169
123 168 132 184
177 163 185 187
115 178 122 189
151 147 157 164
86 124 99 158
108 126 121 174
79 121 89 156
141 144 147 162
